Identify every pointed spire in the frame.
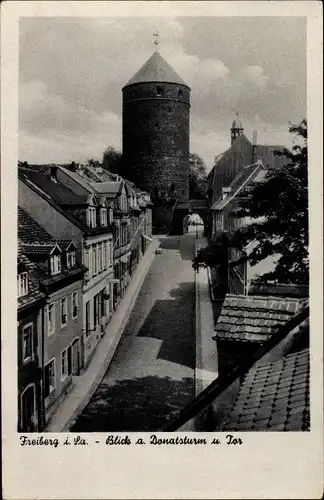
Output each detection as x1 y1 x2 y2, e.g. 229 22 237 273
231 112 244 145
124 51 188 88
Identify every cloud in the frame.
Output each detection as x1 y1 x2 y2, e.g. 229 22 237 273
19 17 306 166
237 65 269 87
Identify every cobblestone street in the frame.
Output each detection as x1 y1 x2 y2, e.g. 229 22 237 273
72 234 197 431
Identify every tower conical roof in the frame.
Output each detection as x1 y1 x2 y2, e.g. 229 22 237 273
124 51 188 88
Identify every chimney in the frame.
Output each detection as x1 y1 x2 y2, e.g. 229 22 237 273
50 166 58 183
252 129 258 163
222 187 231 200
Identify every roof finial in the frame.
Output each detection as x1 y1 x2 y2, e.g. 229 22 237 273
153 32 160 51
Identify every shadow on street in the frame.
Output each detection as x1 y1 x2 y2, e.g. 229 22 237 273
137 282 195 369
70 375 194 432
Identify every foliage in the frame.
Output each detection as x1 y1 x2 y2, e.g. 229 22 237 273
192 232 229 272
193 119 308 285
87 158 101 167
189 153 207 199
102 147 124 175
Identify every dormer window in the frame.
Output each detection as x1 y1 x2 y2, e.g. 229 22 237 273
50 254 61 275
100 208 108 226
18 272 28 297
87 207 97 228
156 86 163 97
66 249 76 269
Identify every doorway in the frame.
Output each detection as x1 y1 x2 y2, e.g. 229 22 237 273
183 213 204 237
72 338 80 375
21 384 36 432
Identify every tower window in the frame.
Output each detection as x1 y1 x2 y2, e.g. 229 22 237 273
178 89 183 98
156 86 163 97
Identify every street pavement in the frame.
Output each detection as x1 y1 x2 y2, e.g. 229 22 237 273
71 233 197 432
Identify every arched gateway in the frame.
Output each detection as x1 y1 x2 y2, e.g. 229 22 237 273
170 199 211 237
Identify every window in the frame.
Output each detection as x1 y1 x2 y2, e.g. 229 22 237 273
61 347 72 381
85 301 90 336
108 208 113 225
18 272 28 297
94 290 105 328
87 207 97 228
50 254 61 275
61 298 67 326
47 302 55 335
66 250 76 269
23 323 33 362
101 208 107 226
92 247 97 275
72 292 78 319
178 89 183 98
98 244 102 273
44 359 55 398
156 86 163 97
84 249 89 280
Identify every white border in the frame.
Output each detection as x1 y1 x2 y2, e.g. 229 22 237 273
1 2 323 499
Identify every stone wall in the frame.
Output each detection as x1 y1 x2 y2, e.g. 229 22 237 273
123 82 190 201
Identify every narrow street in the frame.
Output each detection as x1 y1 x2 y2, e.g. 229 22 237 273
71 233 197 432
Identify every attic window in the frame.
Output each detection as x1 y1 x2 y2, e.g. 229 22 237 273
156 86 163 97
18 272 28 297
87 207 97 228
66 249 76 269
50 254 61 275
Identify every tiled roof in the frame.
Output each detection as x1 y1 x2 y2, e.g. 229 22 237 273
211 162 264 210
214 294 303 344
220 348 310 431
56 240 76 250
124 51 187 87
18 254 46 310
19 167 108 235
90 181 122 195
249 281 309 299
254 145 288 170
21 242 60 255
18 207 52 243
19 167 89 205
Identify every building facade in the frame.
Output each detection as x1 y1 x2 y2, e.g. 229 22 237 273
17 253 46 432
211 161 281 295
207 117 288 207
18 208 85 424
56 164 152 309
18 166 114 368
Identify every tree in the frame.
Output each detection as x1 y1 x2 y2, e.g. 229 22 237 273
102 147 124 175
189 153 207 199
193 119 308 285
87 158 101 167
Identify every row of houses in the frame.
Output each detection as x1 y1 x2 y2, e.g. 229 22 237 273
17 163 152 432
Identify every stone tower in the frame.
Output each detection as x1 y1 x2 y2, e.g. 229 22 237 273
231 113 244 144
122 50 190 202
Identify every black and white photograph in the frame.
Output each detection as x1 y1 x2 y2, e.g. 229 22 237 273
2 1 323 499
17 13 311 433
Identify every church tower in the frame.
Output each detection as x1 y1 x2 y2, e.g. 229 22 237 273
231 113 244 144
122 47 190 202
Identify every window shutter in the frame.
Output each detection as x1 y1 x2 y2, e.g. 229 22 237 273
68 346 72 375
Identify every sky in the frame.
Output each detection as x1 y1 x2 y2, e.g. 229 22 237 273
19 16 306 171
